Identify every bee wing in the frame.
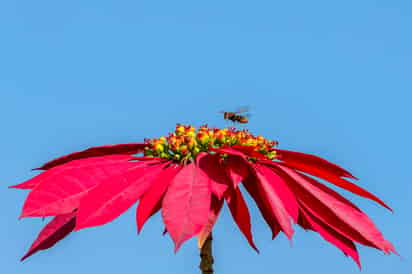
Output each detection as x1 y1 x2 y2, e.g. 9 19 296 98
235 105 250 114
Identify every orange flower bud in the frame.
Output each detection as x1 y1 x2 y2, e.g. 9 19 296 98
187 125 196 132
179 145 189 155
155 143 164 153
176 125 185 135
159 136 167 144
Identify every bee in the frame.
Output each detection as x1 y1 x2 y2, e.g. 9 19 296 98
222 106 250 124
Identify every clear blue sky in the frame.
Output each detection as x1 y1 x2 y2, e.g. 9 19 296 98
1 1 410 273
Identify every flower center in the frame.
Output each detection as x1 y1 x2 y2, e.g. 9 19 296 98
143 124 277 162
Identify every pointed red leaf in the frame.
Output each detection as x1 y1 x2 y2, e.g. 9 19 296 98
198 196 224 248
274 161 391 210
197 153 230 199
297 209 312 230
274 148 357 179
9 178 40 190
10 155 148 190
275 165 396 254
252 165 294 239
296 170 361 211
224 156 250 187
35 143 146 170
20 155 139 218
21 211 76 261
136 164 181 233
162 162 211 251
300 208 361 268
210 149 251 188
75 162 168 230
242 176 281 239
256 164 299 223
225 187 258 251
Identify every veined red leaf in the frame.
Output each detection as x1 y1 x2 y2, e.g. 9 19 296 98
136 164 181 233
75 162 168 230
20 155 138 218
252 165 294 239
21 211 76 261
274 161 391 211
242 176 281 239
276 165 396 254
198 197 224 248
225 187 258 252
35 143 146 170
300 208 361 268
197 153 230 199
256 164 299 223
162 162 211 252
274 148 357 179
224 156 250 187
10 154 144 190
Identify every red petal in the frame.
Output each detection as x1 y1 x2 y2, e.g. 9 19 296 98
198 196 224 248
256 164 299 223
136 164 181 233
231 145 267 159
276 165 396 254
225 187 258 252
75 162 168 230
274 161 392 211
197 153 230 199
252 165 294 239
274 149 357 179
224 156 250 187
21 211 76 261
35 143 146 170
20 155 138 218
162 162 211 251
242 176 281 239
210 147 247 159
300 209 361 268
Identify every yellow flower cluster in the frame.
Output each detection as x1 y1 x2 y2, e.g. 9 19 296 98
144 124 277 161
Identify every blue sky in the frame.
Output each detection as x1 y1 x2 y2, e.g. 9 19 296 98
1 1 411 273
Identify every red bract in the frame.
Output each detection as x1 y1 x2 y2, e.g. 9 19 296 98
33 143 146 170
12 124 396 268
162 160 211 251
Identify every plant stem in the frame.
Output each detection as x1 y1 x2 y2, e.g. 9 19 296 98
199 233 214 274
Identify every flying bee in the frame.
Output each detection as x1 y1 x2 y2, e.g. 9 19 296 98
224 112 249 123
221 106 250 124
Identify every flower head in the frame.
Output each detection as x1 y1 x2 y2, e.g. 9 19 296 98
11 124 396 267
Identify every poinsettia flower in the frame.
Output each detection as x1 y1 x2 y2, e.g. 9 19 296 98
12 124 396 268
